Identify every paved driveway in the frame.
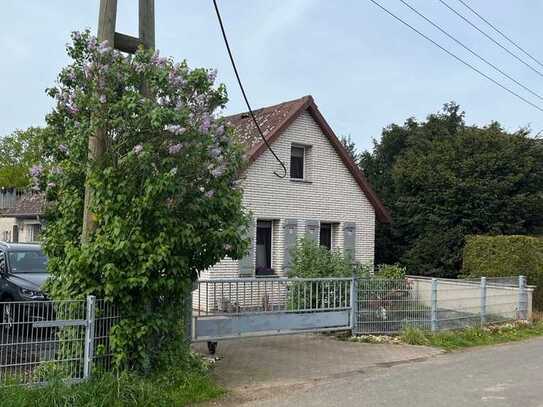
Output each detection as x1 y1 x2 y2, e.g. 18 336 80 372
196 336 543 407
192 334 441 404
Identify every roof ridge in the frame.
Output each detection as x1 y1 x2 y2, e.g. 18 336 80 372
223 95 312 120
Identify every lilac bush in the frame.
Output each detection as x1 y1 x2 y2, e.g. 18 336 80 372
37 31 248 371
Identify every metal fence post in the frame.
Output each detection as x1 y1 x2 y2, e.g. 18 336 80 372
480 277 487 326
350 275 357 334
83 295 96 380
518 275 527 320
185 284 193 345
431 278 438 332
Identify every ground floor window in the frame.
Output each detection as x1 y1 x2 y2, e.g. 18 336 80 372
320 223 332 250
256 220 274 276
28 224 41 242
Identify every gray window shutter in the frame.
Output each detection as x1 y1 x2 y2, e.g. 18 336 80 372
283 219 298 273
305 220 319 242
239 216 255 277
343 222 356 262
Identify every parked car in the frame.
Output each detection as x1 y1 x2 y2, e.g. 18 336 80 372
0 242 48 328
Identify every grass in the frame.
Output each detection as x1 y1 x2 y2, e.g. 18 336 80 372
0 356 224 407
400 321 543 351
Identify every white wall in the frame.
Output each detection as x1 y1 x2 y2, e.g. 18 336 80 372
202 110 376 279
0 217 16 242
0 218 41 243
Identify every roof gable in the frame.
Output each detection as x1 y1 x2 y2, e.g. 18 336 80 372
225 96 391 223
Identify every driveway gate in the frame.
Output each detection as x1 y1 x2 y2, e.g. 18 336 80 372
192 277 354 342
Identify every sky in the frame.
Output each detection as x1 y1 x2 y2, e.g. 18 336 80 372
1 0 542 151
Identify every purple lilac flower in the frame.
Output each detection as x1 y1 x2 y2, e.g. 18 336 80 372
209 147 222 159
83 63 93 79
211 166 225 178
58 144 69 154
151 50 167 67
98 40 110 54
88 37 98 51
168 143 183 155
168 71 185 88
164 125 186 135
199 114 212 134
72 31 81 41
215 125 225 137
29 165 43 178
133 144 143 155
207 69 217 82
205 190 215 198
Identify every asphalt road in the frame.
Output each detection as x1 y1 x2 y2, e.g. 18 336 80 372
213 337 543 407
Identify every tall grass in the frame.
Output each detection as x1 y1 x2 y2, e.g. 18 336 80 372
0 355 223 407
400 321 543 351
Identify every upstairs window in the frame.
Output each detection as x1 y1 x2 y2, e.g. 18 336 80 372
290 146 305 179
320 223 332 250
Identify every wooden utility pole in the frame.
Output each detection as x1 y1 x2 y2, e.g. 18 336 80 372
81 0 155 242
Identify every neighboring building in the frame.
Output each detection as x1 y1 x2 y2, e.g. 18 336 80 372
0 190 44 243
199 95 390 281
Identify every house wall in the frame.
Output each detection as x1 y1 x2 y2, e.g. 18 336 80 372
0 217 41 243
0 217 16 242
201 110 376 280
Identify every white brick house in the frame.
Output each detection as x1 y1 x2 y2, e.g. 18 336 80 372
199 95 390 281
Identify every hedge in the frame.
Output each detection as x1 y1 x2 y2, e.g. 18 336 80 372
463 235 543 310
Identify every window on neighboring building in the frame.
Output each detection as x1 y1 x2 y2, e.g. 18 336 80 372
290 146 305 179
256 220 273 276
29 224 41 242
12 225 18 243
320 223 332 250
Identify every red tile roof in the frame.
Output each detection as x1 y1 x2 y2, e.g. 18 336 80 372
225 96 391 223
225 96 310 158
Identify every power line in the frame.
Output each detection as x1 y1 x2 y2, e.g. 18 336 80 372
456 0 543 70
366 0 543 113
399 0 543 102
212 0 287 178
438 0 543 79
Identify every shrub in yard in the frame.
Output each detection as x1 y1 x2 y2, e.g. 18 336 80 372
463 235 543 310
374 263 407 279
290 237 370 278
33 30 249 372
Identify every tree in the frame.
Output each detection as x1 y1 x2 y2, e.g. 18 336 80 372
35 31 249 371
340 135 361 164
0 127 45 187
361 103 543 277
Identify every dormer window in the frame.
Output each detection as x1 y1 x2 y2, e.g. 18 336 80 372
290 146 305 179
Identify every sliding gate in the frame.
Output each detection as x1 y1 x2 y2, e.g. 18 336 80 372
192 277 354 342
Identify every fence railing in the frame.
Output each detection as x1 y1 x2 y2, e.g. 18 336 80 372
193 277 353 316
354 275 532 335
0 296 119 386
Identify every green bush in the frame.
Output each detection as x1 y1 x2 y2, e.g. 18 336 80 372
463 235 543 310
290 237 370 278
375 263 407 279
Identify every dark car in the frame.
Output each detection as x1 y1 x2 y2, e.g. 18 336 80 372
0 242 48 328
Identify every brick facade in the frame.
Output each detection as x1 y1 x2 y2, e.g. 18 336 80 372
200 110 376 280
